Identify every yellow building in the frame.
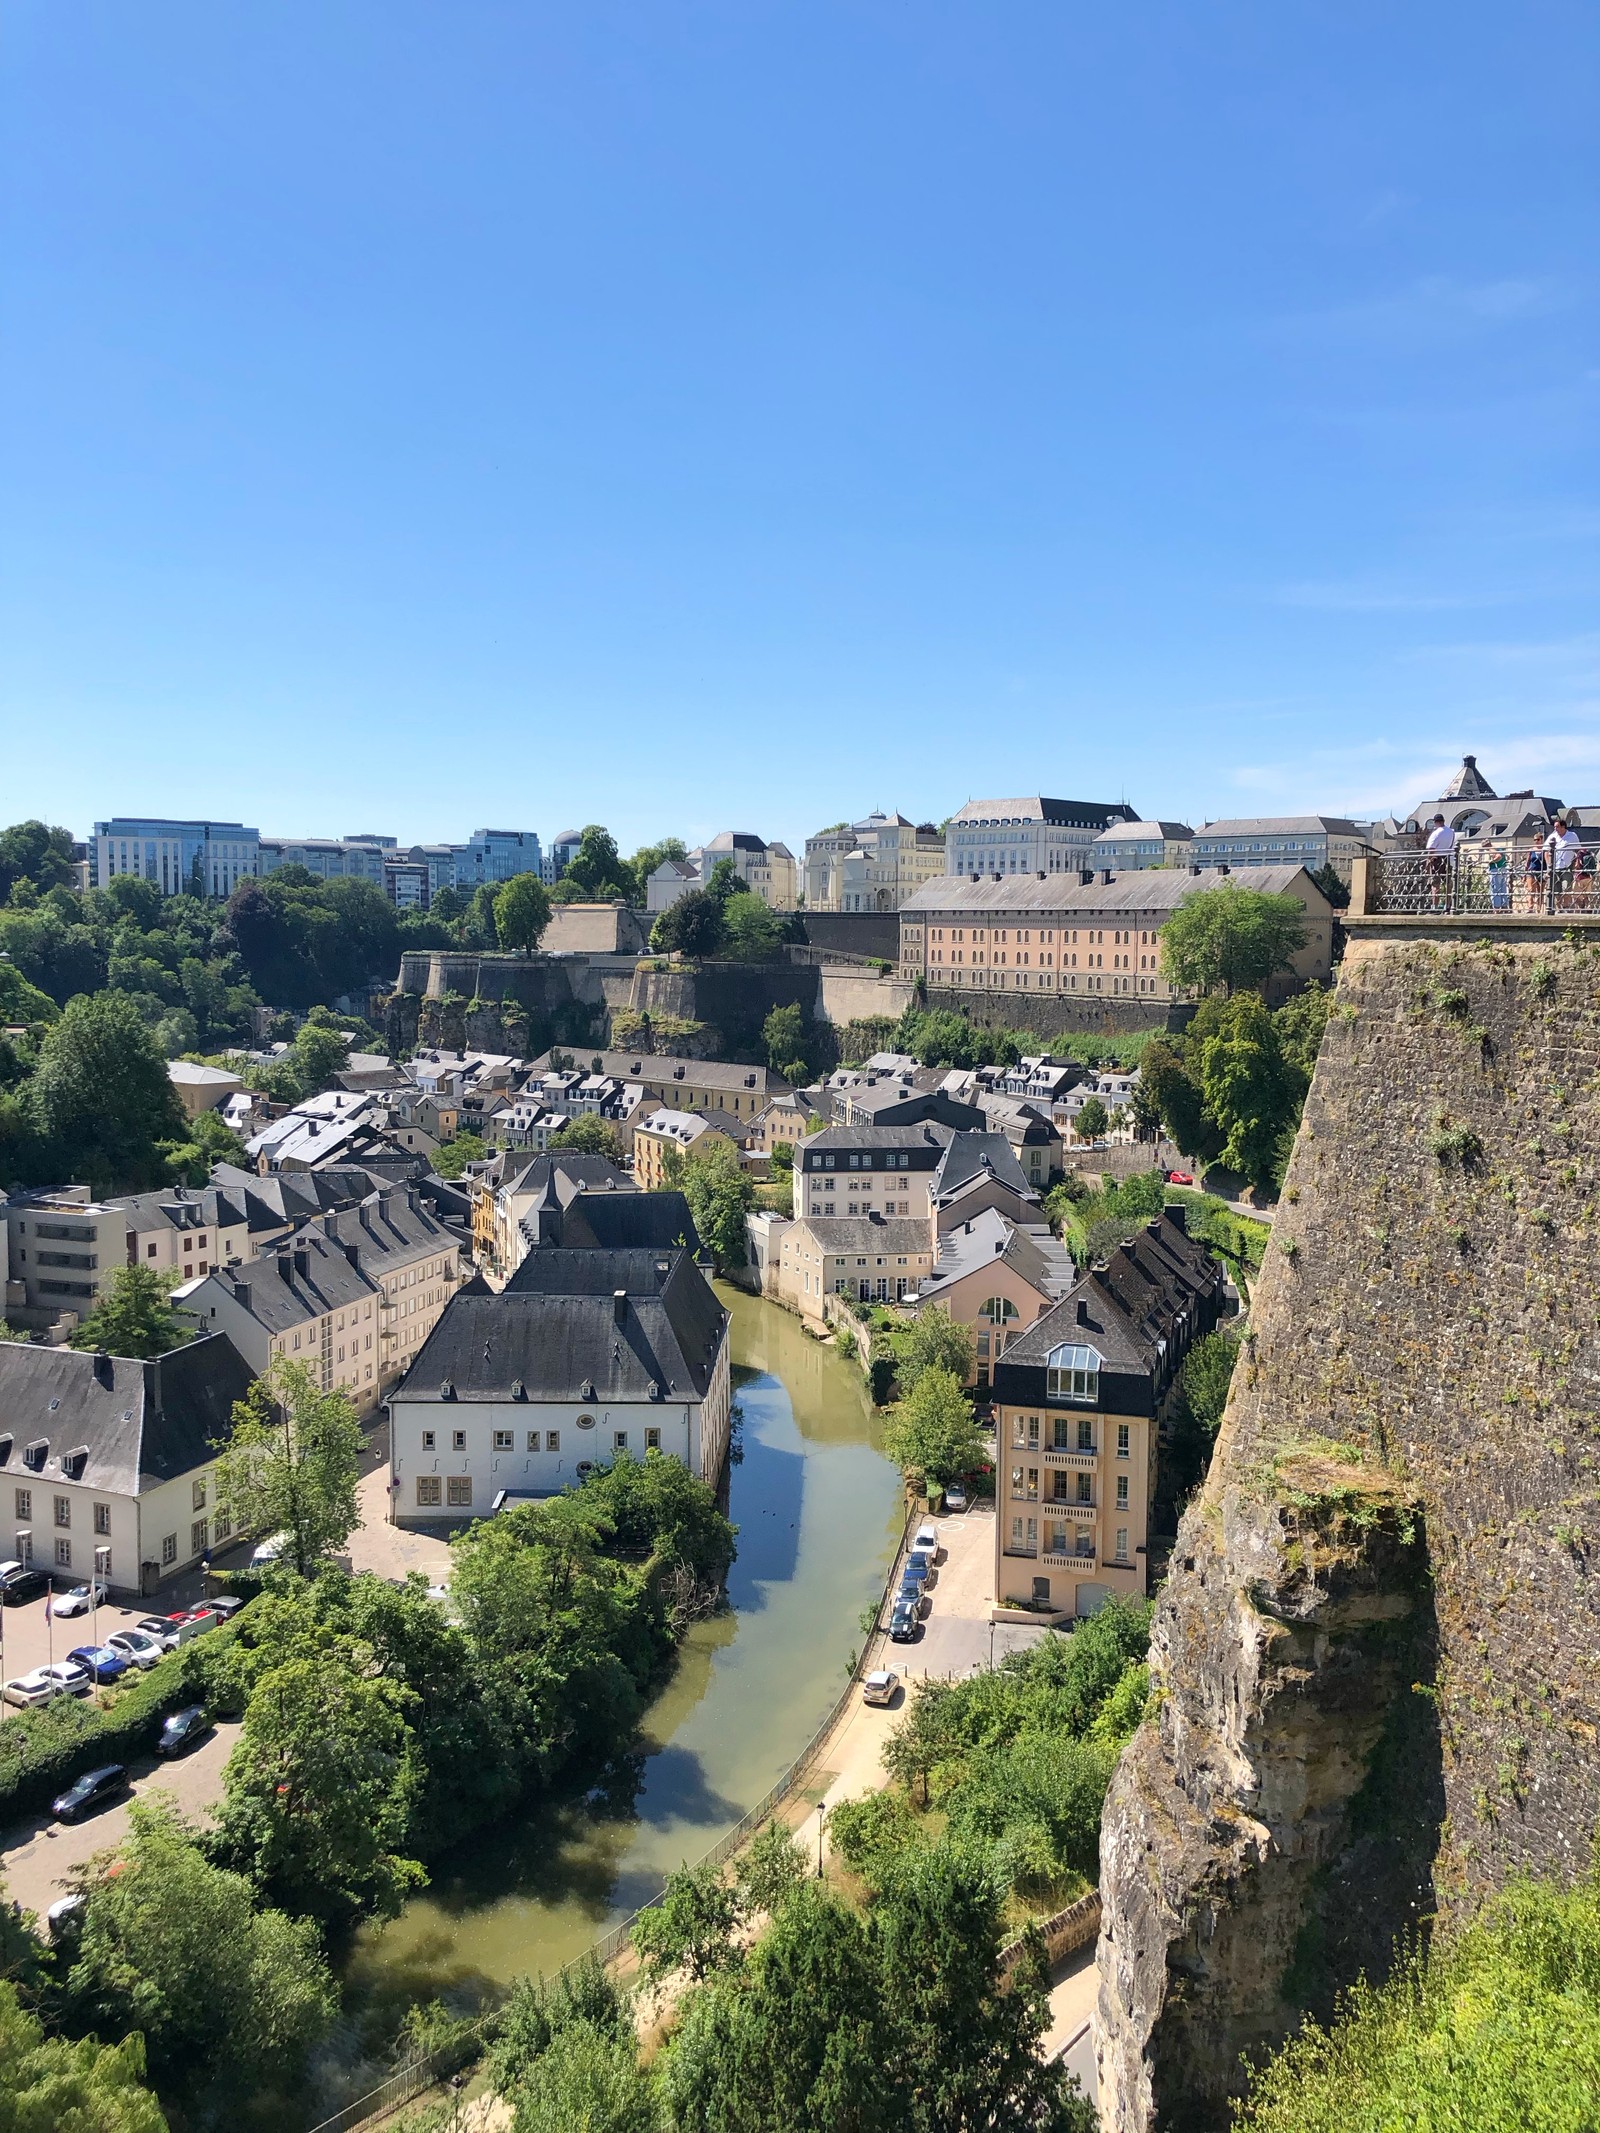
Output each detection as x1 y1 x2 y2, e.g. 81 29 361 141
989 1210 1223 1619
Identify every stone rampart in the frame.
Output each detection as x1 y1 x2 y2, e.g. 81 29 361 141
1097 932 1600 2129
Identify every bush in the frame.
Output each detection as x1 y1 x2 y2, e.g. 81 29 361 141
0 1619 246 1822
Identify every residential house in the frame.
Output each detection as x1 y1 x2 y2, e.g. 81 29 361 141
184 1186 464 1413
525 1050 787 1124
905 1205 1074 1389
631 1108 751 1191
646 858 702 912
469 1151 642 1282
688 832 799 910
0 1334 256 1598
747 1088 823 1157
945 798 1137 882
388 1244 732 1523
990 1209 1223 1618
899 865 1336 1006
167 1060 244 1118
775 1216 934 1324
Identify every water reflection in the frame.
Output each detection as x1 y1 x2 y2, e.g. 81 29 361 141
345 1289 900 2005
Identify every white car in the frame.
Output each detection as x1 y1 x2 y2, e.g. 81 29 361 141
53 1585 97 1619
862 1668 900 1707
251 1532 290 1567
133 1617 182 1651
913 1522 940 1559
3 1662 91 1707
107 1629 166 1671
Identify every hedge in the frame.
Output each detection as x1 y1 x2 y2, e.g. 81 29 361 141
0 1613 249 1825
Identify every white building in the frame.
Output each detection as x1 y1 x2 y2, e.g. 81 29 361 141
804 813 946 912
945 797 1137 881
389 1245 732 1524
92 819 260 899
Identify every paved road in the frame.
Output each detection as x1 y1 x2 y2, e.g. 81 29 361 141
1043 1943 1100 2110
883 1503 1055 1680
0 1718 241 1922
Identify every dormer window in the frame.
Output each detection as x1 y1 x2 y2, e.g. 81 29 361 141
1045 1344 1102 1404
23 1440 48 1471
63 1448 89 1481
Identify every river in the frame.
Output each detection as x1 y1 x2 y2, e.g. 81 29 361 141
342 1287 902 2022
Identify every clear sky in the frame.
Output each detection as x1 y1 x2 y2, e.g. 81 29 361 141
3 2 1595 856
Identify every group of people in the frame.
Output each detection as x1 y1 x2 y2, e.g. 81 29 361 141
1423 812 1594 911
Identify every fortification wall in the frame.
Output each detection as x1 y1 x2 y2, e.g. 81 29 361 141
1098 932 1600 2130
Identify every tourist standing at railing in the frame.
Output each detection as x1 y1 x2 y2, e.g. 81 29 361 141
1546 817 1581 906
1487 845 1510 911
1523 838 1547 911
1424 815 1455 907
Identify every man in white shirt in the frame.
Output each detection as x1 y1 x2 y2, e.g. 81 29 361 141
1424 815 1455 906
1545 816 1582 905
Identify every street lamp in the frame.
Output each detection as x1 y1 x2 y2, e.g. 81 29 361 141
816 1803 827 1880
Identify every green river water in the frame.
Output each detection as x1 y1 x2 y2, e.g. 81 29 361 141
342 1289 902 2023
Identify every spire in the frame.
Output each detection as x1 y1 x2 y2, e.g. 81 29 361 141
1441 754 1496 801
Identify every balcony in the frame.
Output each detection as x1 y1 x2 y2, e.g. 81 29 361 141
1041 1448 1098 1469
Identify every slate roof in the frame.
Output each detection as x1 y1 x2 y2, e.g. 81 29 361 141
949 797 1134 827
187 1191 457 1336
519 1186 702 1257
995 1211 1222 1380
930 1132 1034 1201
524 1050 788 1096
913 1207 1068 1303
902 864 1326 915
394 1247 727 1405
0 1334 255 1498
789 1216 933 1256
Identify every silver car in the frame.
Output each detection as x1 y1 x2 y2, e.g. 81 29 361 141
107 1628 167 1671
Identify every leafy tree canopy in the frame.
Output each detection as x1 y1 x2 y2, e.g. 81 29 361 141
1158 882 1308 997
433 1130 488 1179
1073 1095 1109 1142
891 1306 975 1396
547 1112 628 1161
69 1265 193 1359
495 872 552 956
0 1977 168 2133
0 819 78 900
25 990 189 1192
882 1367 985 1485
650 890 726 959
665 1132 754 1271
214 1357 366 1577
720 890 785 960
762 1002 810 1080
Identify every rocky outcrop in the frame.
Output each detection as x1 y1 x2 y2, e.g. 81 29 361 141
1098 933 1600 2129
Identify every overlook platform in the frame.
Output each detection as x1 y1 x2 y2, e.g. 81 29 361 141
1344 851 1600 941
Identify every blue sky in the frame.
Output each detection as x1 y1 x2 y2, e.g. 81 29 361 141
3 1 1596 856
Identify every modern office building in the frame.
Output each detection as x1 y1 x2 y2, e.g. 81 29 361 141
92 819 260 898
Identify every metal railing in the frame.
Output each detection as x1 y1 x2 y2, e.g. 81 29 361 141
1367 846 1600 918
304 1506 917 2133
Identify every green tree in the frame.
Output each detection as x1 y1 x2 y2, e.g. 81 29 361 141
631 1864 744 1985
27 990 188 1191
1195 992 1301 1190
762 1002 809 1079
0 819 78 899
733 1821 809 1919
1138 1035 1220 1165
891 1307 975 1395
704 857 740 904
0 1977 168 2133
560 826 634 902
547 1112 628 1160
488 1961 636 2099
288 1013 350 1096
214 1357 365 1576
511 2021 661 2133
1307 859 1351 910
628 836 688 891
1179 1330 1238 1440
0 961 58 1026
433 1130 488 1179
1073 1095 1109 1142
160 1103 248 1187
215 1646 424 1923
720 891 783 959
495 872 553 956
65 1798 335 2091
1159 883 1308 997
69 1265 192 1360
674 1133 754 1271
650 890 726 959
1273 980 1332 1082
882 1368 985 1486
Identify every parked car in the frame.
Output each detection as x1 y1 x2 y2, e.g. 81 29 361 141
3 1660 92 1706
896 1580 929 1618
250 1532 290 1568
134 1616 182 1651
106 1629 167 1671
907 1546 936 1582
942 1482 968 1513
0 1567 48 1605
156 1704 211 1758
204 1593 246 1621
53 1764 129 1823
861 1668 899 1707
67 1643 131 1685
0 1559 22 1582
164 1607 220 1643
52 1584 97 1619
889 1600 920 1643
45 1893 87 1940
1166 1169 1194 1186
913 1522 940 1558
899 1555 929 1587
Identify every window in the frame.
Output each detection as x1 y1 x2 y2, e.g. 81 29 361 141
1046 1344 1101 1403
1115 1528 1129 1563
93 1502 111 1536
446 1477 472 1508
646 1428 661 1451
192 1518 208 1555
54 1495 70 1530
614 1430 629 1450
1075 1531 1094 1558
1117 1423 1130 1458
1077 1418 1094 1452
214 1506 231 1540
416 1475 442 1507
192 1478 207 1511
422 1430 436 1450
452 1430 466 1451
55 1537 71 1568
978 1295 1019 1325
1116 1475 1129 1508
493 1430 513 1450
1076 1473 1093 1505
161 1533 178 1566
546 1430 560 1452
14 1489 29 1521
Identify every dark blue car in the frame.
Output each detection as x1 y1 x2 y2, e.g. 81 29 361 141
66 1643 130 1685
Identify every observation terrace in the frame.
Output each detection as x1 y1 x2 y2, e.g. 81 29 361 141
1346 848 1600 941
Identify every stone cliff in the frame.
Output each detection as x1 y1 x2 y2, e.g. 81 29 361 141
1098 932 1600 2129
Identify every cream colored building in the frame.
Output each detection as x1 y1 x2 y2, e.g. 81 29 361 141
631 1107 747 1190
899 864 1335 1006
989 1210 1223 1618
804 813 946 912
526 1049 788 1123
774 1215 934 1326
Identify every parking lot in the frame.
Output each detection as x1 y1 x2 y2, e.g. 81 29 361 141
880 1499 1057 1682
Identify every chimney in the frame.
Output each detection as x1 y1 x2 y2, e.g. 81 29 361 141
344 1242 360 1268
233 1280 252 1313
292 1246 311 1280
1218 862 1230 875
92 1352 113 1389
1189 863 1202 875
613 1289 628 1324
1099 868 1113 886
1075 1298 1090 1324
1079 869 1094 886
277 1253 294 1285
1036 870 1046 881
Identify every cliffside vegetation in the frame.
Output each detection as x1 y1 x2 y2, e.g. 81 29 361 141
1235 1868 1600 2132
